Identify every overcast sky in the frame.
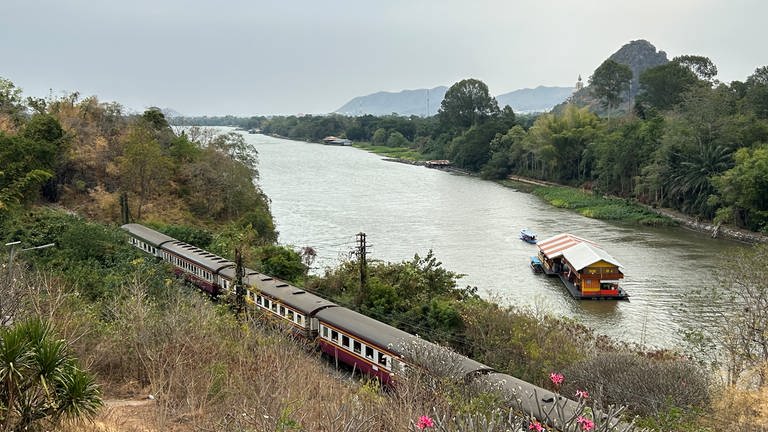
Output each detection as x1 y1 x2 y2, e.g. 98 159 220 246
2 0 766 116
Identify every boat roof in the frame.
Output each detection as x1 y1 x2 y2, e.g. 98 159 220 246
536 233 597 259
121 224 175 247
561 242 623 270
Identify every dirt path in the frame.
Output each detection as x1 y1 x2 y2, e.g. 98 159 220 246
88 398 159 432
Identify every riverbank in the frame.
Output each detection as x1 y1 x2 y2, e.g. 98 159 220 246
501 177 768 244
257 133 768 243
500 179 674 226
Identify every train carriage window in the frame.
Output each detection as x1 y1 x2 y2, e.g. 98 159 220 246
341 335 350 348
287 310 294 320
279 305 286 316
296 315 303 325
378 352 388 368
353 341 361 354
263 299 270 309
256 295 262 306
365 346 374 360
271 302 278 313
331 330 339 342
322 326 328 338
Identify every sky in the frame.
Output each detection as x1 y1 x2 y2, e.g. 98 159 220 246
2 0 766 116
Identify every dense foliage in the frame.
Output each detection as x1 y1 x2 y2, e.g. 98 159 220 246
187 59 768 232
0 82 277 243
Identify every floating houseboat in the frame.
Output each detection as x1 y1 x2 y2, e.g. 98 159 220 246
322 136 353 146
533 233 629 300
520 229 537 244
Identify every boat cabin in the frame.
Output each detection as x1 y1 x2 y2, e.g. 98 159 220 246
536 233 625 299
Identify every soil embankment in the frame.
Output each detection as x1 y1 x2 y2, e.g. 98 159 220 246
647 207 768 244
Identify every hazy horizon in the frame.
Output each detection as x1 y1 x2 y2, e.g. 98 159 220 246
2 0 766 116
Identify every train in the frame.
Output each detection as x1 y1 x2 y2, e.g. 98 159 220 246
122 223 626 429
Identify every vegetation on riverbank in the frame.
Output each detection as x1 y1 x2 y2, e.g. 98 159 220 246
4 72 768 430
353 141 425 161
527 183 674 226
178 59 768 236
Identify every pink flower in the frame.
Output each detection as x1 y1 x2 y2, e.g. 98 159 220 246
549 372 564 386
528 420 544 431
575 389 589 399
576 416 595 431
416 415 434 429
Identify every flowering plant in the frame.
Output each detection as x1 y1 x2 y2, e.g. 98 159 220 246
576 415 595 431
549 372 564 387
416 415 434 429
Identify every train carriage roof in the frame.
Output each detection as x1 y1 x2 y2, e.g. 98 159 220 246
162 240 234 273
121 224 175 247
245 274 337 315
315 307 493 378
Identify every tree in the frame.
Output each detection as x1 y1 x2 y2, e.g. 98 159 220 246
713 144 768 230
0 318 102 430
674 55 718 82
255 245 306 283
745 66 768 119
667 142 732 217
637 62 698 111
386 131 409 147
118 126 172 219
0 77 25 130
371 128 388 145
710 244 768 387
209 132 259 178
438 78 500 129
523 105 601 182
589 60 632 115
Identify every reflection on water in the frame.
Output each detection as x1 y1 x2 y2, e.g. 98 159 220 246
241 130 747 348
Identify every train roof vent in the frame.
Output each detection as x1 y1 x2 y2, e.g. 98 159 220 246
261 277 273 281
292 290 306 295
276 283 289 288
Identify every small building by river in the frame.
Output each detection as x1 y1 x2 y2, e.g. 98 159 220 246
536 233 628 300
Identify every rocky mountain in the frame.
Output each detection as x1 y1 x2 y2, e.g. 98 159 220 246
553 39 669 115
608 39 669 98
495 86 574 113
335 86 448 117
335 85 573 116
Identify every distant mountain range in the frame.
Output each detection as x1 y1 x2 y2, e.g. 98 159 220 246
496 86 575 113
335 86 448 117
335 85 574 116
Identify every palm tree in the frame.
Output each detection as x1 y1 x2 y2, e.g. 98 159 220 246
0 318 102 431
668 142 733 217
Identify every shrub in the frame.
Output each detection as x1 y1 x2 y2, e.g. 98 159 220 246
562 351 710 418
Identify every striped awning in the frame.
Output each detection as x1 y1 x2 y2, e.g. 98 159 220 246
536 233 598 259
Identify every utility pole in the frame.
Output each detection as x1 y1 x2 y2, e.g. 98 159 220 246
120 192 131 225
355 232 367 307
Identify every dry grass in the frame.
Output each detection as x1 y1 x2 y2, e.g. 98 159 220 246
30 268 490 431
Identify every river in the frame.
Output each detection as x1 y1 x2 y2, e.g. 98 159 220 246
236 130 745 348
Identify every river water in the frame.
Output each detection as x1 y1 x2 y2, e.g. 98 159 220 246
236 130 744 348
